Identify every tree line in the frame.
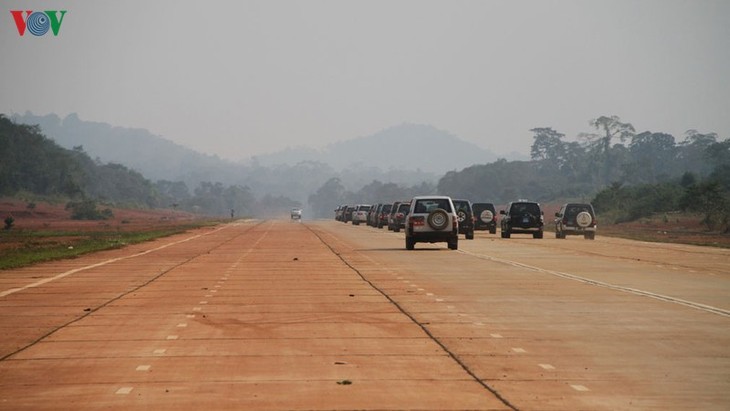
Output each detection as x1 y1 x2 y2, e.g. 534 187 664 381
0 115 297 218
311 115 729 230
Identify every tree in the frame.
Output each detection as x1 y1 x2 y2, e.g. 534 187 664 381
589 115 636 154
308 177 346 218
530 127 566 163
628 132 677 183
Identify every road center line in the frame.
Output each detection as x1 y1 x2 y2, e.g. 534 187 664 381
458 249 730 318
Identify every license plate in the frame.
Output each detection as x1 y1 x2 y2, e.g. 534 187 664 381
522 217 529 224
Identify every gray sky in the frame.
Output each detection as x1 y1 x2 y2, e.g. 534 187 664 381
1 0 729 161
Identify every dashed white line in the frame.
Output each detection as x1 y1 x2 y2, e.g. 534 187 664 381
153 349 166 355
136 365 151 371
539 363 555 370
166 335 178 340
571 384 590 392
116 387 134 395
490 333 503 338
512 348 527 353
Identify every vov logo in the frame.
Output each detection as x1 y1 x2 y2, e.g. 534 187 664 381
10 10 67 36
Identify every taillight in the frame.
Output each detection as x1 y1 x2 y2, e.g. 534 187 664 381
409 216 425 226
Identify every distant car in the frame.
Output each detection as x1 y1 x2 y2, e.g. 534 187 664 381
405 196 458 250
368 203 382 227
343 205 355 223
452 199 475 240
555 203 597 240
291 208 302 220
352 204 371 225
388 201 410 232
335 205 346 221
472 202 497 234
500 200 544 238
377 203 392 228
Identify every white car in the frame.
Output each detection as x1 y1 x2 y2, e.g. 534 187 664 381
405 196 459 250
351 204 371 225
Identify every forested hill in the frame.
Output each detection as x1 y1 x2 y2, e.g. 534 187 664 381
10 112 225 184
0 114 159 208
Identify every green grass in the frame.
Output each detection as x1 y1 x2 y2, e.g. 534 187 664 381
0 221 221 270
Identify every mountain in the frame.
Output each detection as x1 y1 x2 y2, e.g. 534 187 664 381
10 112 228 184
10 113 501 205
252 123 499 174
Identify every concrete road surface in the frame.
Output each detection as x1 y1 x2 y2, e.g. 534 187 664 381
0 220 728 410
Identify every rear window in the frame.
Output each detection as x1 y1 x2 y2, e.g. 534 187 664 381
359 205 371 211
414 199 452 213
381 204 392 213
397 203 410 213
473 203 495 213
510 202 540 215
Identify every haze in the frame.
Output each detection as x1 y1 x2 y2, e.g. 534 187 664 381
1 0 728 161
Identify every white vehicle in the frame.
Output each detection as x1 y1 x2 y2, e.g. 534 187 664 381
290 208 302 220
351 204 371 225
405 196 459 250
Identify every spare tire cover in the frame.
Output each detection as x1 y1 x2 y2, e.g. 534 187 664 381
480 210 494 223
576 211 592 228
427 209 449 230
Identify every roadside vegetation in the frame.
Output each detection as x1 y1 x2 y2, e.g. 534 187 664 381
0 220 220 270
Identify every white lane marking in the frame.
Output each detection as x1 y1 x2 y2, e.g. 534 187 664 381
166 335 178 340
176 323 187 328
210 290 218 293
418 288 425 291
1 225 230 298
426 293 434 296
473 322 484 326
458 249 730 317
136 365 151 371
539 363 555 370
571 384 590 392
186 314 196 318
490 333 503 338
116 387 134 395
446 305 455 309
435 298 444 302
153 349 166 355
215 285 222 288
512 348 527 353
199 301 208 305
192 307 202 311
204 294 212 298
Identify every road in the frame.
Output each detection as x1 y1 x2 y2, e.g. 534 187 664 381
0 220 728 410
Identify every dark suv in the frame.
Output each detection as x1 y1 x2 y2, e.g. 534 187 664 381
472 202 497 234
500 200 544 238
452 199 475 240
555 203 597 240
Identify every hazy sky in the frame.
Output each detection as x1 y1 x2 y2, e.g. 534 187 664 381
1 0 728 161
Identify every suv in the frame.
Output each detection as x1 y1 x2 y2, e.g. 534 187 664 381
555 203 597 240
500 200 544 238
368 204 381 227
377 203 392 228
388 201 410 232
343 205 355 223
472 202 497 234
405 196 459 250
452 199 475 240
290 208 302 220
352 204 371 225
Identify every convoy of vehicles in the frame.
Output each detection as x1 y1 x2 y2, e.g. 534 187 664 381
333 197 596 248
